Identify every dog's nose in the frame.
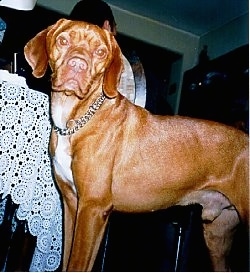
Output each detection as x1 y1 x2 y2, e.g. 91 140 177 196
68 57 88 72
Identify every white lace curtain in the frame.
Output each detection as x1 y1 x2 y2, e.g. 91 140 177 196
0 70 62 271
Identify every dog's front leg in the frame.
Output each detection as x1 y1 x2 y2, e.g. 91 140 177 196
54 174 78 271
67 197 112 272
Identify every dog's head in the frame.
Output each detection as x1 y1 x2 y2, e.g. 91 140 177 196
24 18 123 99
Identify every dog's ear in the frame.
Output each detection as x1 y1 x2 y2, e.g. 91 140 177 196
24 18 69 78
103 34 124 98
24 27 49 78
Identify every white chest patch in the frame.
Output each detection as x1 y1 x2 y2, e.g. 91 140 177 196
52 96 78 192
53 103 69 128
53 135 76 193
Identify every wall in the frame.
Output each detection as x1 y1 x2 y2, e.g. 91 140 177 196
37 0 77 15
199 13 249 61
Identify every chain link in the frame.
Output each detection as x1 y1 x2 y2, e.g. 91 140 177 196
53 93 106 136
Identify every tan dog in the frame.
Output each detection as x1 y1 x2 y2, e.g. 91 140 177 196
24 19 249 272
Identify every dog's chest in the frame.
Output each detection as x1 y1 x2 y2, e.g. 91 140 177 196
52 101 76 192
53 135 75 191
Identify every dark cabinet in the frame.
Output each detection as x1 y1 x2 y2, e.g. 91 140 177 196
179 45 249 133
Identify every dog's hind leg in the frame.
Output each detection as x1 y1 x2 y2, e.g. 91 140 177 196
178 190 240 271
203 206 239 271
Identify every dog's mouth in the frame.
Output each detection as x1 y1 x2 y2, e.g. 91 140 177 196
54 78 79 90
51 64 89 92
51 69 95 99
52 75 80 90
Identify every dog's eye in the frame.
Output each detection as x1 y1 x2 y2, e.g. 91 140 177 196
94 48 107 58
57 36 69 47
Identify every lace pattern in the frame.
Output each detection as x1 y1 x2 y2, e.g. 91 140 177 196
0 71 62 271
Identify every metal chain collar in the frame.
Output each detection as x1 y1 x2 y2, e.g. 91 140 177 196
53 93 106 136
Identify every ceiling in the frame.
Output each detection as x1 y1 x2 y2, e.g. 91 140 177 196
36 0 249 37
105 0 248 36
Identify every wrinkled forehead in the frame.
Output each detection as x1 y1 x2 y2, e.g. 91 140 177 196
50 20 111 48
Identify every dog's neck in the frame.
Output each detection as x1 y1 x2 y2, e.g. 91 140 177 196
53 92 106 136
51 87 106 136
